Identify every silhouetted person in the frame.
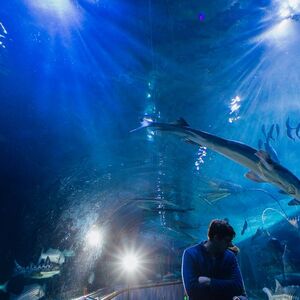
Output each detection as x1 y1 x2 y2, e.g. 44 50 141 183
182 219 247 300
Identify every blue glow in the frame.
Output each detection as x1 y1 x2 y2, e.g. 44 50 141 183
24 0 81 29
198 12 205 22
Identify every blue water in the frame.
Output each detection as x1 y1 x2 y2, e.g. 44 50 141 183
1 0 300 299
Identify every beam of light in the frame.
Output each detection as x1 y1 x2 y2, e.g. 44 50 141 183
267 19 294 41
0 22 7 35
0 21 7 49
288 0 300 11
85 225 104 248
24 0 81 30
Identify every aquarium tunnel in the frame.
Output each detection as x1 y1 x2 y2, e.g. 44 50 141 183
1 0 300 299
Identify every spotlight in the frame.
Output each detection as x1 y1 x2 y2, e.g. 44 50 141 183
121 254 140 274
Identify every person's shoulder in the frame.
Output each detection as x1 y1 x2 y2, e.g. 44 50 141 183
184 242 202 255
224 248 237 260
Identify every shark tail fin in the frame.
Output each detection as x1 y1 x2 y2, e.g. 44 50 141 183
275 279 282 293
130 118 153 133
0 281 8 293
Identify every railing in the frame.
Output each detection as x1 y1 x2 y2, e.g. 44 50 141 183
73 280 184 300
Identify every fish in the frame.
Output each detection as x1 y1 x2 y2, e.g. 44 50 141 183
138 205 194 213
14 257 60 279
286 118 296 141
241 220 248 235
39 248 65 265
200 180 279 204
10 284 45 300
267 124 275 141
132 118 300 205
201 191 231 204
263 280 300 299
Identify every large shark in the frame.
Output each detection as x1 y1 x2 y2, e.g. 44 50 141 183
132 118 300 205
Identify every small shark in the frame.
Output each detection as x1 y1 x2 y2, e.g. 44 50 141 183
263 280 300 299
132 118 300 205
14 257 60 279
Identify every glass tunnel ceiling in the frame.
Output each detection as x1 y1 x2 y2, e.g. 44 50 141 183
1 0 300 276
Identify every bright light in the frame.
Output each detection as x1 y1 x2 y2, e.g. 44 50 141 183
228 96 241 123
269 19 293 39
277 0 300 18
288 0 300 10
86 226 104 247
121 254 140 273
24 0 81 30
26 0 73 15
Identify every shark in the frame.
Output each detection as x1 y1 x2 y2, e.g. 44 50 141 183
132 118 300 205
263 280 300 299
14 256 60 279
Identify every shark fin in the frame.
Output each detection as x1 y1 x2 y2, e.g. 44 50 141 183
184 138 199 146
288 198 300 206
275 279 282 293
255 150 273 171
14 260 22 270
45 256 51 265
245 171 267 183
172 118 190 127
